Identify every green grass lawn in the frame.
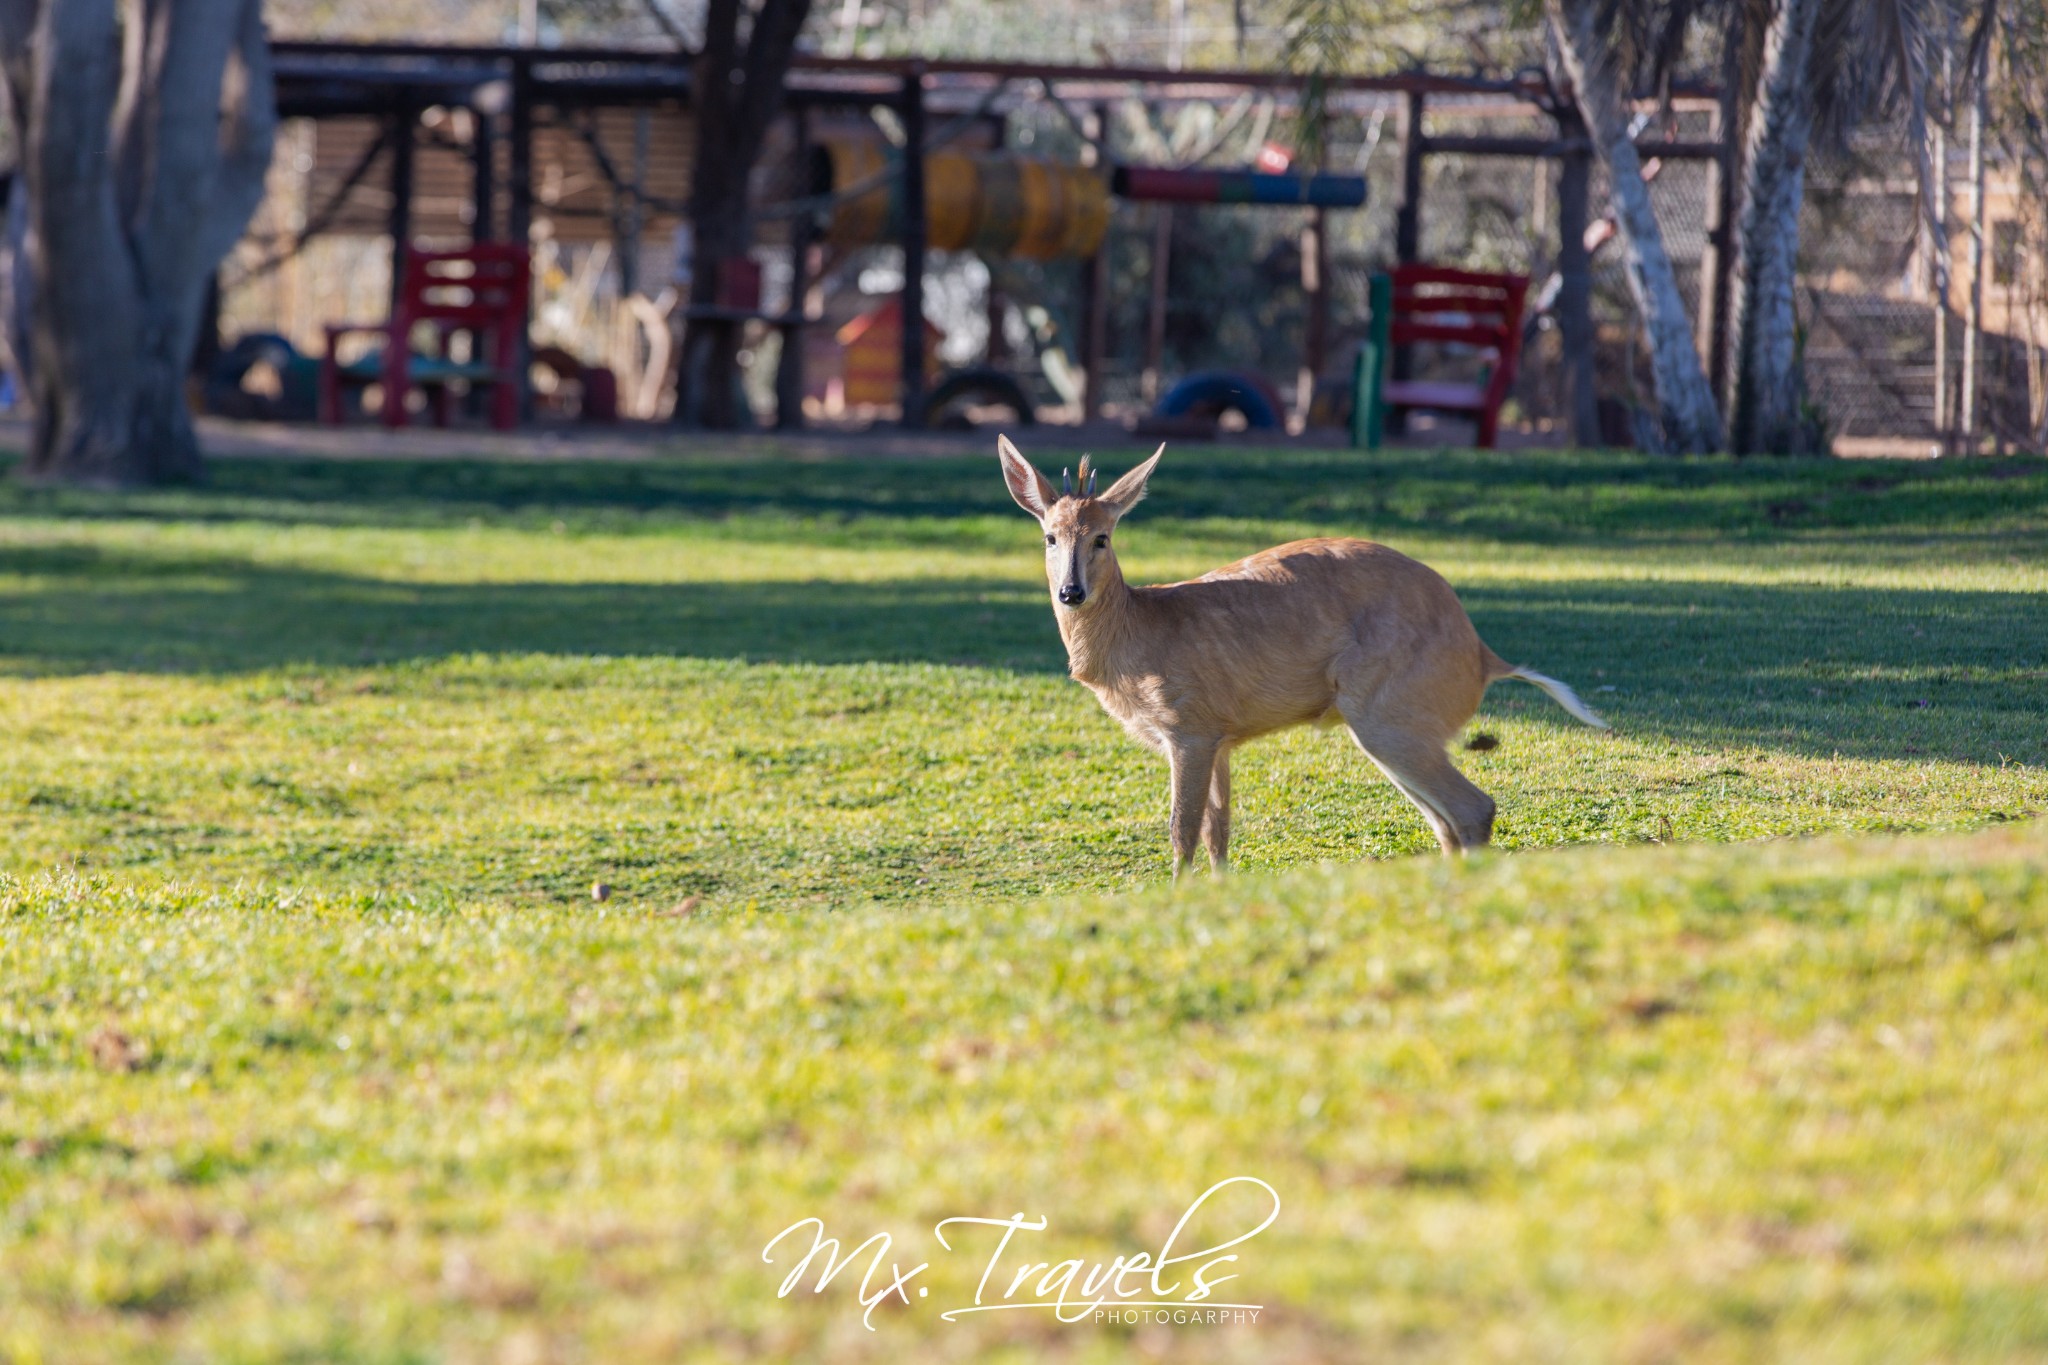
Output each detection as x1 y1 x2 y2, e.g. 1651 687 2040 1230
1 443 2046 1362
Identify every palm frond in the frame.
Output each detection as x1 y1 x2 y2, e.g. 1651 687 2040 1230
1276 0 1368 166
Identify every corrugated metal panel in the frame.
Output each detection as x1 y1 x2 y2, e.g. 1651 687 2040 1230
305 116 396 235
303 103 698 245
304 115 479 240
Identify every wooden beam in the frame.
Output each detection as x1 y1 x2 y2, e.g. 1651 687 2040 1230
272 39 1724 102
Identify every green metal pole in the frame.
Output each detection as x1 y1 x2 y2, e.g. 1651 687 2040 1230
1353 272 1392 449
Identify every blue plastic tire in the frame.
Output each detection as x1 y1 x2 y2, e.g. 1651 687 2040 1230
1154 370 1284 429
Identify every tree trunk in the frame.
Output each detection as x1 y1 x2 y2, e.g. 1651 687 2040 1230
1726 0 1824 454
0 0 275 486
672 0 813 430
1547 0 1724 453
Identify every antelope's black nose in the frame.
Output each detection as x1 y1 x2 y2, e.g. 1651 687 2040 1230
1058 584 1086 606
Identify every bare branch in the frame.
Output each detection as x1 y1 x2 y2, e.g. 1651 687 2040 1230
638 0 694 49
0 0 40 65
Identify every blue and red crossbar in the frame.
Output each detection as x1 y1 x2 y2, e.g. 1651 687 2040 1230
1111 165 1368 207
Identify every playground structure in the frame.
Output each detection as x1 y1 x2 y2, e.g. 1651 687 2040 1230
220 40 1758 447
216 38 2039 448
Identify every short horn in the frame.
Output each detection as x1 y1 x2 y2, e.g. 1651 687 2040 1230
1087 470 1097 495
1062 467 1072 495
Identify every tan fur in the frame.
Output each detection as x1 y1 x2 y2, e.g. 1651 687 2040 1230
996 436 1606 873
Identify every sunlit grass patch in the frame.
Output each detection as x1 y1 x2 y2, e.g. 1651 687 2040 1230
0 442 2044 1360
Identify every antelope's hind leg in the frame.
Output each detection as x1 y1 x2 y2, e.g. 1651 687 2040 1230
1339 710 1497 855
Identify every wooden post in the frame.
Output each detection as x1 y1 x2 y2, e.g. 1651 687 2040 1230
1079 102 1111 425
1301 107 1331 420
471 101 497 242
1960 47 1988 446
193 272 223 381
1304 213 1330 368
1083 243 1111 422
987 283 1007 366
1395 91 1424 267
1700 48 1739 406
1390 90 1425 425
617 108 651 302
776 108 812 431
509 54 535 422
1555 105 1600 447
1933 48 1952 442
508 61 534 250
899 68 929 430
387 99 415 315
1143 205 1171 404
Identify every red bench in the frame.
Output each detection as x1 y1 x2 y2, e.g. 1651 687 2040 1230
1364 265 1529 449
320 243 531 430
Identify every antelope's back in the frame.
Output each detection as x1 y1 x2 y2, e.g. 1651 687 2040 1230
1133 537 1483 725
1187 538 1472 632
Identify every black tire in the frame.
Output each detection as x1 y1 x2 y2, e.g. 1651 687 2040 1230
205 332 307 420
926 367 1036 427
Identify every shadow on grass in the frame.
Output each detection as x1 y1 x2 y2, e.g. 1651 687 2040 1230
0 541 1066 675
2 448 2045 548
2 540 2042 769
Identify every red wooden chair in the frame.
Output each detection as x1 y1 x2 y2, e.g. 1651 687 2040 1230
320 243 531 431
1378 264 1529 449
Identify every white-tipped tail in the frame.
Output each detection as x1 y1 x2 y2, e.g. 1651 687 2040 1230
1506 667 1611 730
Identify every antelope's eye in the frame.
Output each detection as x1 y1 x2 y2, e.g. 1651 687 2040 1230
1094 535 1109 549
1044 534 1057 546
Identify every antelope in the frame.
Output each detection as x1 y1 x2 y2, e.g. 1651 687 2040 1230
996 436 1608 872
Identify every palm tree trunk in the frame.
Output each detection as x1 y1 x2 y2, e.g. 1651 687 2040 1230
1727 0 1824 454
1547 0 1725 453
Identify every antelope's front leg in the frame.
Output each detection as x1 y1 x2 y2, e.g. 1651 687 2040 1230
1167 739 1219 880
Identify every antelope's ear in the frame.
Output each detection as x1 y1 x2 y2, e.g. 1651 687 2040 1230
1098 444 1165 521
997 434 1058 520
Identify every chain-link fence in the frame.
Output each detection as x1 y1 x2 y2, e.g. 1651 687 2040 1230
1795 134 2042 451
220 79 2044 449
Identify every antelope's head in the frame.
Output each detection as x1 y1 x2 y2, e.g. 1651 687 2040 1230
996 436 1163 612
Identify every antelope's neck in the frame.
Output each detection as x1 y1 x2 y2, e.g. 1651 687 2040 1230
1057 566 1137 684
